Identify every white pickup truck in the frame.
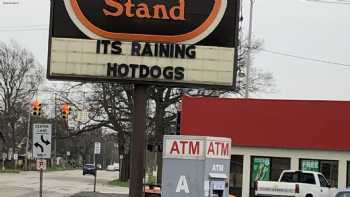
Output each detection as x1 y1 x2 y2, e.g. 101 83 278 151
255 170 337 197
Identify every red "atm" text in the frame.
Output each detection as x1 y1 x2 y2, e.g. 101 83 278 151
170 140 200 155
207 141 229 157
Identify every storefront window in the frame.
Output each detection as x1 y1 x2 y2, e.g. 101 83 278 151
301 159 320 172
250 157 290 197
229 155 243 197
252 157 271 182
300 159 338 187
271 158 291 181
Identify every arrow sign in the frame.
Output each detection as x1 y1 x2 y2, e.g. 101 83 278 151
41 135 50 146
34 143 44 153
32 124 52 159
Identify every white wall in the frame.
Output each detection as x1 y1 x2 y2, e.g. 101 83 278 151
231 146 350 197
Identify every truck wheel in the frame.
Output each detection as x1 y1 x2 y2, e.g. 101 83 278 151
306 194 313 197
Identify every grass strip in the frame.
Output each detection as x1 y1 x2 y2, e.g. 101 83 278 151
109 179 129 187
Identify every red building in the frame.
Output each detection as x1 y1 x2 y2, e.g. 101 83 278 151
180 96 350 197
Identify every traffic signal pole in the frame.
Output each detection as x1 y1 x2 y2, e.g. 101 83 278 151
25 99 42 170
129 84 146 197
25 110 31 170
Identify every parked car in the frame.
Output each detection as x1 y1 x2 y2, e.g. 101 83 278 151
334 189 350 197
145 184 161 197
106 163 119 171
255 170 337 197
83 164 96 176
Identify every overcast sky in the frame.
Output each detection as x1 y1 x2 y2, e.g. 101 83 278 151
1 0 350 101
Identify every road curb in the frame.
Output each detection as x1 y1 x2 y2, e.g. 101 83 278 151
71 192 128 197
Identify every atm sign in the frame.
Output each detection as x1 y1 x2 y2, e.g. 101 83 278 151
164 138 230 160
165 139 204 159
206 140 230 159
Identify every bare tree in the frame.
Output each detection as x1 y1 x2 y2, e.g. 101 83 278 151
0 41 43 159
88 83 133 181
54 82 134 180
147 34 275 184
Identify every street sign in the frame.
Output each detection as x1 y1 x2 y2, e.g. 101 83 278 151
2 153 6 160
77 111 89 123
27 152 32 160
48 0 240 88
33 124 52 159
36 159 47 171
8 148 13 160
94 142 101 154
66 151 70 156
13 153 18 160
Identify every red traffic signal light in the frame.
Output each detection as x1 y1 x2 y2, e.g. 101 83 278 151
31 99 41 116
61 103 71 119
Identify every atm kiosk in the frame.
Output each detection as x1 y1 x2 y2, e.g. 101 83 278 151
161 135 231 197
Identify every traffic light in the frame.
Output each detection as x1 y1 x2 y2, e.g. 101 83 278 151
31 99 41 116
61 103 71 119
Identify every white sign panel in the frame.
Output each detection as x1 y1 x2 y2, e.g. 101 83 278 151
94 142 101 154
77 110 89 122
13 154 18 160
36 159 47 171
211 181 225 190
164 139 204 159
33 124 52 159
8 148 13 160
163 136 231 160
2 153 6 160
49 39 235 87
205 139 231 159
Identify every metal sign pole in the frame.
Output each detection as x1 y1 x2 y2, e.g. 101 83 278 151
94 170 97 192
1 156 4 171
129 84 146 197
93 151 97 192
25 111 31 171
40 168 43 197
54 93 57 168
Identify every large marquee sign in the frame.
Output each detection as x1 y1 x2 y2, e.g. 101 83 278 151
47 0 240 87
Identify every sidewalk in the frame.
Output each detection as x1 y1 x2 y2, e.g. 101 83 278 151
71 192 128 197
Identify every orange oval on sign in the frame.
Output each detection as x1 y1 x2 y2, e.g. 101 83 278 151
65 0 227 43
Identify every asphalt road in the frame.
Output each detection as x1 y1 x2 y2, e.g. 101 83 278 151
0 170 129 197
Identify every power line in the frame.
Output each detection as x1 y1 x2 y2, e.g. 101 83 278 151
0 28 48 32
301 0 350 5
0 25 47 29
0 25 49 32
259 48 350 68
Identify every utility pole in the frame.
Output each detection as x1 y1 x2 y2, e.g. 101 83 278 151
245 0 255 99
129 85 146 197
